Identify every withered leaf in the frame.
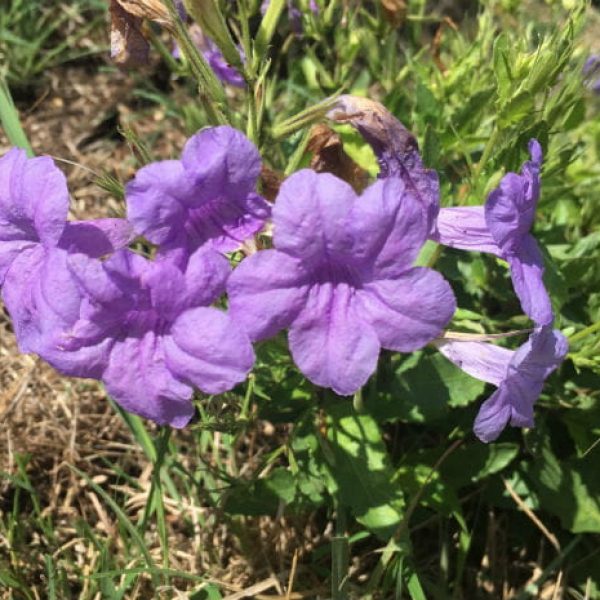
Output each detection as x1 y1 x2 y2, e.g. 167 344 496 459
381 0 407 28
307 124 368 193
110 0 150 67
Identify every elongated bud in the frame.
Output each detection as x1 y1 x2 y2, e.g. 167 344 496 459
183 0 244 72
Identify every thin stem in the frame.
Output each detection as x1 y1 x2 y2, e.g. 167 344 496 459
569 319 600 344
472 126 500 182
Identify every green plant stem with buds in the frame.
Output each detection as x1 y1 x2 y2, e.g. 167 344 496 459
569 319 600 345
163 0 230 126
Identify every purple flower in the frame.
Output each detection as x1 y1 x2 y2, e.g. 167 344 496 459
327 95 440 233
58 248 255 427
0 149 133 367
435 326 568 442
433 140 552 326
227 170 456 395
125 126 270 257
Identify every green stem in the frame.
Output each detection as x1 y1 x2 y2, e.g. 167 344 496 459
472 126 500 182
331 501 349 600
140 427 172 583
0 78 33 156
569 319 600 344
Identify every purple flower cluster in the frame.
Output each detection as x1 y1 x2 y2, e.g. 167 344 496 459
329 96 567 442
1 101 566 441
430 141 568 441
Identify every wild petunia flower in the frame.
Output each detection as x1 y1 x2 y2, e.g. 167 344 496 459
227 170 456 395
57 248 255 427
433 140 553 326
126 126 270 257
435 326 568 442
326 95 440 233
0 148 133 367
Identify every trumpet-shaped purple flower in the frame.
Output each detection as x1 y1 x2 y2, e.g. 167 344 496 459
326 95 440 233
126 126 270 257
435 326 568 442
228 170 456 395
433 140 553 326
58 248 255 427
0 148 133 366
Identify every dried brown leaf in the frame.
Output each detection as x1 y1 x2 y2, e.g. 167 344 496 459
381 0 407 28
109 0 150 67
307 124 368 193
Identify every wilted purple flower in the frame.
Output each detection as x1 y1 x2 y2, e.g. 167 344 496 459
0 148 133 367
435 326 568 442
327 95 440 233
173 24 245 88
58 248 255 427
228 170 456 395
433 140 552 326
126 126 270 257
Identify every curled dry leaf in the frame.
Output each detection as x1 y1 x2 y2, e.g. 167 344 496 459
259 165 283 203
307 124 368 193
110 0 150 67
109 0 174 67
115 0 172 26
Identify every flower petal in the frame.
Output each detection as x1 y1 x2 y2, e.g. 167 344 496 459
125 160 192 245
227 249 309 340
431 206 502 255
485 171 537 254
103 333 195 428
58 218 134 256
508 235 553 326
349 178 428 276
288 283 380 395
433 339 514 386
0 149 69 280
357 267 456 352
181 126 261 202
3 247 110 378
272 170 356 262
166 306 255 394
473 388 513 443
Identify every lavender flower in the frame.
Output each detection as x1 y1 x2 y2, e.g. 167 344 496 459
435 327 568 442
59 248 255 427
327 95 440 233
433 140 553 326
125 126 270 257
227 170 455 395
0 149 133 369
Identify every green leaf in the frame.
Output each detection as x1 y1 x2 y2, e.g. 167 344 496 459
492 33 513 101
498 90 534 127
223 468 296 516
524 446 600 533
440 443 520 489
370 351 486 423
322 402 404 536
